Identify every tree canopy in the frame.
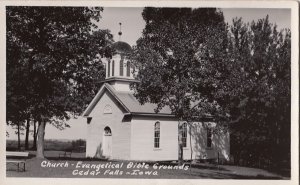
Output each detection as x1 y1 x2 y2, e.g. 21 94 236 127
7 6 113 122
6 6 113 157
130 7 227 163
131 7 291 167
192 15 291 166
131 8 226 120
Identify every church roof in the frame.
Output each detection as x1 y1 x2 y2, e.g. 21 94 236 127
112 41 132 54
82 83 213 121
107 85 172 115
82 83 173 117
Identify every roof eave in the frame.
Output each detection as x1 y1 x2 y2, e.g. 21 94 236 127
130 112 175 117
81 85 106 117
102 77 139 83
81 83 131 117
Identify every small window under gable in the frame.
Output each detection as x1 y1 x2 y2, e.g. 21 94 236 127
103 105 112 114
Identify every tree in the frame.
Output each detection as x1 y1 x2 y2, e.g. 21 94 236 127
32 120 38 150
6 25 30 150
196 16 291 168
130 7 226 163
25 117 30 150
132 7 291 168
6 6 113 158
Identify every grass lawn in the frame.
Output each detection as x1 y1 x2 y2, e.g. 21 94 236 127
6 150 287 179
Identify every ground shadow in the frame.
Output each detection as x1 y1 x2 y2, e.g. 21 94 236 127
46 157 109 161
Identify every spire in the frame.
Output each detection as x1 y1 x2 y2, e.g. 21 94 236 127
118 22 122 41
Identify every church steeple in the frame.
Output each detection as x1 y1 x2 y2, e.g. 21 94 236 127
105 41 133 80
102 23 137 92
118 22 122 41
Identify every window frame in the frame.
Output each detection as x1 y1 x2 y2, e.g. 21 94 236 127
154 121 160 148
120 59 124 76
103 105 112 114
104 126 112 136
182 122 187 148
206 127 212 148
126 61 130 77
107 60 111 77
112 60 115 76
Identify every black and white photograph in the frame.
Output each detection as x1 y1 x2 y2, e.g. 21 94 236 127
2 1 299 184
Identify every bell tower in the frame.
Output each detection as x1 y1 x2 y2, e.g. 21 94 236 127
102 23 137 92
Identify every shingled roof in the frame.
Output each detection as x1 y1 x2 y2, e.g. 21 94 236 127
82 83 173 117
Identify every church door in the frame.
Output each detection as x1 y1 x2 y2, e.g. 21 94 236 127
102 127 112 158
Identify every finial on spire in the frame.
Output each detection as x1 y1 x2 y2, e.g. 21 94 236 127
118 22 122 41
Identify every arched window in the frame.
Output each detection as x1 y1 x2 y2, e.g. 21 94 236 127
104 126 112 136
103 105 112 114
182 123 187 147
154 122 160 148
207 128 212 148
112 60 115 76
126 61 130 77
107 60 111 77
120 59 124 76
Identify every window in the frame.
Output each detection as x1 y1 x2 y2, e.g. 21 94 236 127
207 128 212 148
182 123 187 147
126 61 130 77
112 60 115 76
120 59 124 76
104 126 112 136
154 122 160 148
103 105 112 114
107 60 111 77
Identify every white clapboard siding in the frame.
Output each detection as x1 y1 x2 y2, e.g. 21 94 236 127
130 118 230 161
85 88 230 161
130 116 179 161
86 91 131 160
183 122 230 161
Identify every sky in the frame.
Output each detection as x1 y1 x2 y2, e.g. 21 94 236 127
222 8 291 30
6 7 291 141
96 7 291 46
97 7 145 46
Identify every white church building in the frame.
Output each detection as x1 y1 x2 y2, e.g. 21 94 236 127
82 41 230 161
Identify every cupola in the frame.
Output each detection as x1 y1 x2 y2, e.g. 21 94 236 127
102 23 137 92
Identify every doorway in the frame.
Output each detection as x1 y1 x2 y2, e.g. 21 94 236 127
102 126 112 158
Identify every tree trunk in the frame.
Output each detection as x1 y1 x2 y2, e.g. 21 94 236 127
17 122 21 151
189 122 193 172
25 117 30 150
32 120 37 150
36 121 46 158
